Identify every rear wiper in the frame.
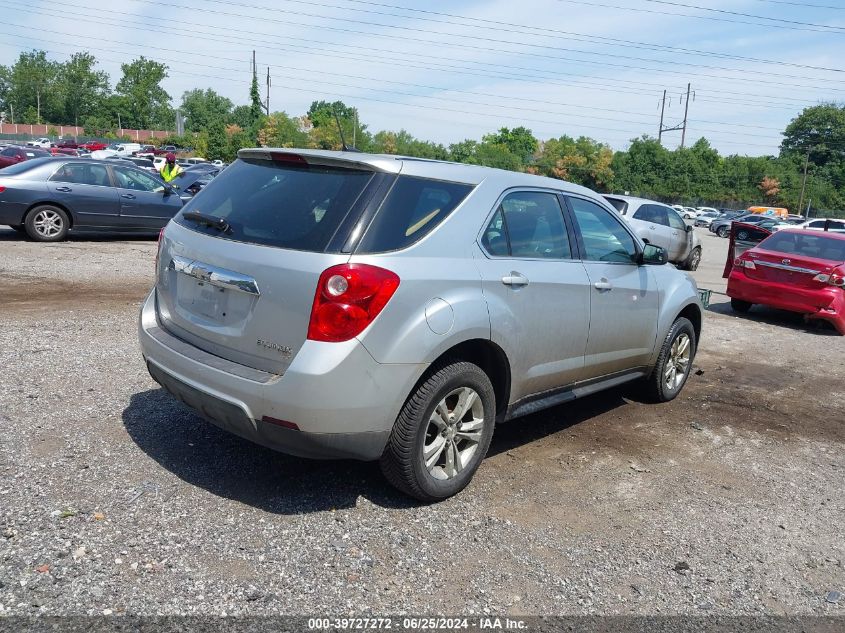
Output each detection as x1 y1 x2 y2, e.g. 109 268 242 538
182 211 231 234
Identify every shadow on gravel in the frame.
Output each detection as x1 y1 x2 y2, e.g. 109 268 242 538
488 388 630 457
707 298 840 336
122 389 419 514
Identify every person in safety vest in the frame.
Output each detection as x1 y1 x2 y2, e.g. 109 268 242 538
160 153 183 183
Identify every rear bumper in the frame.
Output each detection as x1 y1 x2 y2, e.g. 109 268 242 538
138 290 427 460
727 271 845 334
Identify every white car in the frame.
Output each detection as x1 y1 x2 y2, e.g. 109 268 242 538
604 194 702 270
774 218 845 234
26 138 52 149
696 206 719 215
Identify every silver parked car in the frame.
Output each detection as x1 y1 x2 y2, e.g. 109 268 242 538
139 149 702 501
603 195 702 271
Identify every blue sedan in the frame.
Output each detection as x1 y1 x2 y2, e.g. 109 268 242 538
0 157 184 241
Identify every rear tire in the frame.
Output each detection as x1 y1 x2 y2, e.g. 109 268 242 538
681 246 701 271
717 225 730 238
730 298 752 313
380 361 496 502
637 317 696 403
25 205 69 242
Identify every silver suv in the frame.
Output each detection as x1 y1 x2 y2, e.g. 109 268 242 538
139 149 702 501
603 195 702 271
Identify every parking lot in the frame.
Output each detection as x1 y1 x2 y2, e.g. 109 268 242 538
0 225 843 616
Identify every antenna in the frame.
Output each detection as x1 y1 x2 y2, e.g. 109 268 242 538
333 109 361 152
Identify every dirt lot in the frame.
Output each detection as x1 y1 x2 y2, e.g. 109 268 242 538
0 226 843 617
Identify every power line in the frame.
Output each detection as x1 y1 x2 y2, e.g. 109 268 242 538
556 0 845 34
115 0 845 89
4 2 831 112
642 0 845 31
749 0 845 9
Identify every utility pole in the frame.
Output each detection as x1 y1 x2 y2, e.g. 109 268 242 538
798 149 811 217
265 66 271 115
658 84 692 147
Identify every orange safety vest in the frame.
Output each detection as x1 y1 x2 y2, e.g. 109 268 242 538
160 163 183 183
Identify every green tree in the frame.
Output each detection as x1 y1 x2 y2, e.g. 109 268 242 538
115 57 173 129
249 65 264 126
207 120 228 160
4 50 61 124
448 139 479 164
181 88 233 133
536 135 614 190
256 112 309 147
781 104 845 169
306 100 365 149
58 52 109 127
483 126 538 164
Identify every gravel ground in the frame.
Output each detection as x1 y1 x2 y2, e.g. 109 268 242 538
0 226 843 617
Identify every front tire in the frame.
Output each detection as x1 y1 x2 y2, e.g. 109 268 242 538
681 246 701 271
638 317 696 403
717 225 730 238
25 205 69 242
380 361 496 502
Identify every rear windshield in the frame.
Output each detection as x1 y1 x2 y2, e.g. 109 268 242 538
174 159 373 252
760 232 845 262
356 176 473 252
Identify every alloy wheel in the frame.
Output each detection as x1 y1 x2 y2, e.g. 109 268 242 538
423 387 485 480
664 333 691 391
33 209 64 238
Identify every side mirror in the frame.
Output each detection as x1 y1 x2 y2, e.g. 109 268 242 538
639 243 668 265
685 224 693 233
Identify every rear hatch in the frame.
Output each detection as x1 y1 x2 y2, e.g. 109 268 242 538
741 231 845 289
155 152 390 374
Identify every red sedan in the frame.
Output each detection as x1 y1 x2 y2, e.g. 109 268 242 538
727 228 845 334
80 141 107 151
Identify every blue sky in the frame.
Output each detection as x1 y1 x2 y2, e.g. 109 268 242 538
1 0 844 155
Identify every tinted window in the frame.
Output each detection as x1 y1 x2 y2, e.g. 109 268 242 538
604 197 628 214
175 158 373 252
113 166 163 192
634 204 669 226
760 232 845 261
51 163 111 187
569 197 638 263
481 208 509 257
482 191 571 259
667 208 687 230
1 147 16 157
357 176 472 252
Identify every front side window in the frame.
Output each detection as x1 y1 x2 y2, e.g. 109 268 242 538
50 163 111 187
357 176 473 252
569 196 639 263
113 166 164 192
482 191 571 259
667 208 687 230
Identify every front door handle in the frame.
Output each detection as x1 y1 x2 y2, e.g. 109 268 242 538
55 186 72 192
501 272 529 288
594 278 613 291
121 193 136 200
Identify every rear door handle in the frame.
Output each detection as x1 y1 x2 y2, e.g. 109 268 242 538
55 186 72 192
121 193 136 200
594 278 613 291
501 272 529 288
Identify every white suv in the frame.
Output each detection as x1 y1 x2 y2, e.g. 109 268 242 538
604 195 702 270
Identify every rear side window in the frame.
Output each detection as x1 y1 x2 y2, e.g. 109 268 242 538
481 191 572 259
175 159 374 252
356 176 473 253
51 163 111 187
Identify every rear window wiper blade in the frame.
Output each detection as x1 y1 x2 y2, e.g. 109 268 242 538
182 211 232 234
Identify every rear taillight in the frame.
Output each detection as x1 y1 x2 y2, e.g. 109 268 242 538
734 257 756 269
307 264 400 342
813 273 845 287
154 228 165 272
0 186 5 193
